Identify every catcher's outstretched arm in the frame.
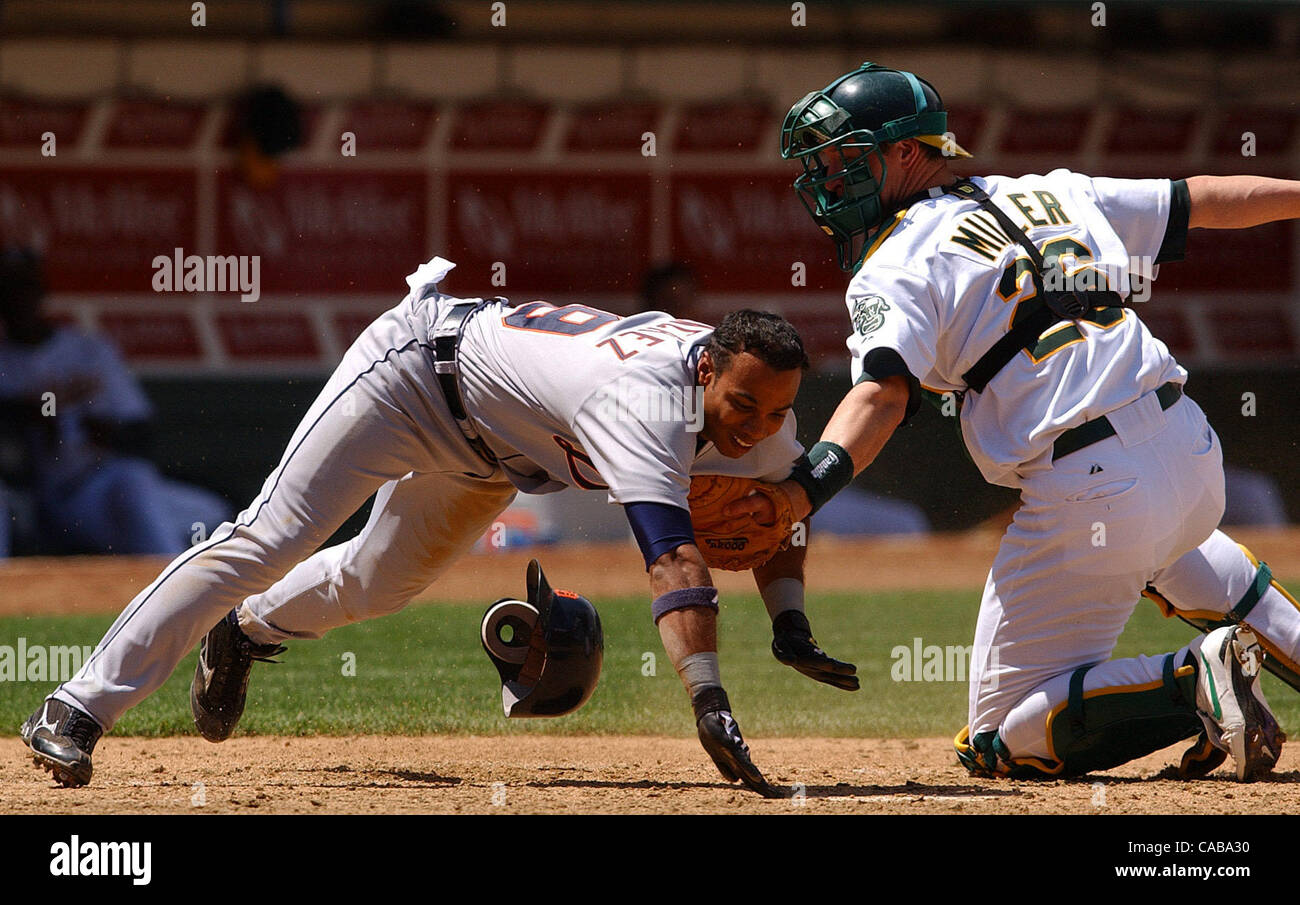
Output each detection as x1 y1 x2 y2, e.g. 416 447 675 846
1185 175 1300 230
725 374 910 525
816 373 911 486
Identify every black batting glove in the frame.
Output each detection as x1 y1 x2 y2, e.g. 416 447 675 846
772 609 859 691
691 686 783 799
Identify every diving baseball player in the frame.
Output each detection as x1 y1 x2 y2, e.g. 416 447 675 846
20 256 855 795
737 62 1300 780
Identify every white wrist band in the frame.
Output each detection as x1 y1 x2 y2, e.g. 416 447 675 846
760 577 805 621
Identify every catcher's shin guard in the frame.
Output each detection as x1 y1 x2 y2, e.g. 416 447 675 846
955 654 1202 778
1145 547 1300 695
955 726 1065 779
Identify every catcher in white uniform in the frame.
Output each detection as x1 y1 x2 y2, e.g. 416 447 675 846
21 256 857 794
741 62 1300 781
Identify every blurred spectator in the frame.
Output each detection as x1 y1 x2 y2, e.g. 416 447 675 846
0 247 230 556
234 85 303 190
640 261 702 319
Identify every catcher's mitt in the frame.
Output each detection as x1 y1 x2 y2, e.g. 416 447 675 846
688 475 795 571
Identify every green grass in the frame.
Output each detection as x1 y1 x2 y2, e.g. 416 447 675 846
3 588 1298 738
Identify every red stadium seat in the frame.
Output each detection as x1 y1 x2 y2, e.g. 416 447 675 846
450 101 551 151
105 100 206 150
99 313 203 361
1104 108 1197 154
338 101 438 152
1211 108 1300 157
564 102 660 153
674 102 775 153
0 97 91 148
1001 107 1092 154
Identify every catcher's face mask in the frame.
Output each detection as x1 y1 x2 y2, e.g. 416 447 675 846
481 559 603 718
781 62 971 273
781 100 889 273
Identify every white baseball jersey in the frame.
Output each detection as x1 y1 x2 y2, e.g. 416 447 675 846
458 302 802 507
846 169 1187 487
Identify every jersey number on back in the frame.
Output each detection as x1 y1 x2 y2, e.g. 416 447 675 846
996 236 1125 363
503 301 621 336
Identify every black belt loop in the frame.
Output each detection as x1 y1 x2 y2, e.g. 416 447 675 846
1051 381 1182 462
431 297 499 463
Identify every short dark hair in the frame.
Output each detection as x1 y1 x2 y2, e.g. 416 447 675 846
706 309 810 373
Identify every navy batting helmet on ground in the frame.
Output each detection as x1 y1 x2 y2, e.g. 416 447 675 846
481 559 603 718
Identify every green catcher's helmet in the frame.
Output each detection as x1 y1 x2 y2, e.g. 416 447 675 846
780 62 971 272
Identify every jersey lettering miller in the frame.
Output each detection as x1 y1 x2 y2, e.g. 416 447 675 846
948 190 1072 261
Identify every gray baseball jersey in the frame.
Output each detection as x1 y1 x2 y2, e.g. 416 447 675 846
459 300 802 505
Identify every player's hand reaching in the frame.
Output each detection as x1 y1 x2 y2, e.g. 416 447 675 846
772 609 859 691
692 686 784 798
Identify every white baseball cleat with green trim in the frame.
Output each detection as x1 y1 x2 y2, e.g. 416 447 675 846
1195 625 1286 781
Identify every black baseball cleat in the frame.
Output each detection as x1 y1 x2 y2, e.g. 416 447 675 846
21 699 103 788
191 608 286 742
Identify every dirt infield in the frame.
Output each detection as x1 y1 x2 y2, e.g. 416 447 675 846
5 530 1300 814
5 734 1299 815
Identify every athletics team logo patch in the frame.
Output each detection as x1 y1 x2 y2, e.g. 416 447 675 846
852 294 891 336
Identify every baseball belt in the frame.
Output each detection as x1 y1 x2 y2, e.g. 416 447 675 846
1051 381 1183 461
426 290 500 464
